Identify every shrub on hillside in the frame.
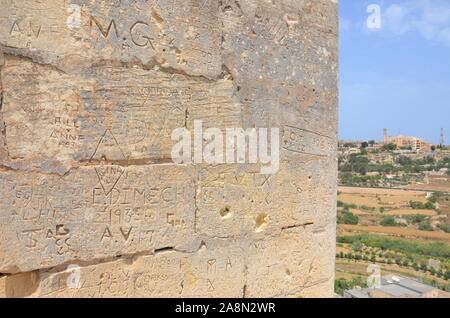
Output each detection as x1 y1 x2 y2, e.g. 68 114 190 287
380 216 405 227
419 221 434 231
338 212 359 225
437 224 450 233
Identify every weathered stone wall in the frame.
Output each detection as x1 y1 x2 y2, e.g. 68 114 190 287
0 0 338 297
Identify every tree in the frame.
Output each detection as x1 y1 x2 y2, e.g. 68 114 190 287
445 270 450 280
429 193 440 204
381 216 399 227
408 214 427 224
419 221 434 231
382 143 397 151
438 224 450 233
334 277 368 296
345 155 370 175
397 156 413 166
352 241 364 252
338 212 359 225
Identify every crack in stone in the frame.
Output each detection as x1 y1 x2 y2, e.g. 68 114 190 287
242 283 248 298
0 43 230 81
194 169 200 234
0 44 67 74
154 246 174 254
0 63 9 160
272 277 332 298
242 263 249 298
0 158 180 177
281 222 314 231
3 239 209 276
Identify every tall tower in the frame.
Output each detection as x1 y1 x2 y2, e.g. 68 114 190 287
383 128 388 142
440 128 445 148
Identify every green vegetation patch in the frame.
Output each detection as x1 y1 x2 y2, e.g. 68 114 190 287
337 211 359 225
380 216 406 227
334 277 367 296
337 233 450 259
438 224 450 234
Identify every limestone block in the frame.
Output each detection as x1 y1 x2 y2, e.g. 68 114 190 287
0 229 335 298
244 225 336 298
196 160 337 238
0 165 196 273
0 272 39 298
1 55 239 171
0 0 222 77
34 239 247 298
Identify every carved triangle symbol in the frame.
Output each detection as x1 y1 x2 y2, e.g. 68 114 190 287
90 129 126 162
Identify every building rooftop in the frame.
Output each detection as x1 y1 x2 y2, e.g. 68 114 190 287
377 283 422 297
382 275 436 295
344 275 439 298
344 288 370 298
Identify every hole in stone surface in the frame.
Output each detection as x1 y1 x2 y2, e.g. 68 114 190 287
151 9 164 23
220 206 231 218
255 213 269 232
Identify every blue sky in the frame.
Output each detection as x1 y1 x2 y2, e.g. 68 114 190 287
340 0 450 144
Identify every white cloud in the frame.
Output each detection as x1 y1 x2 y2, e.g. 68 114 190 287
380 0 450 46
340 17 351 32
384 4 410 34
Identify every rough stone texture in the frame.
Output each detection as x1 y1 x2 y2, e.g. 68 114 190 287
0 0 338 297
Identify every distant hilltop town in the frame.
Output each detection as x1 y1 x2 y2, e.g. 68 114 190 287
382 128 434 152
340 128 447 153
